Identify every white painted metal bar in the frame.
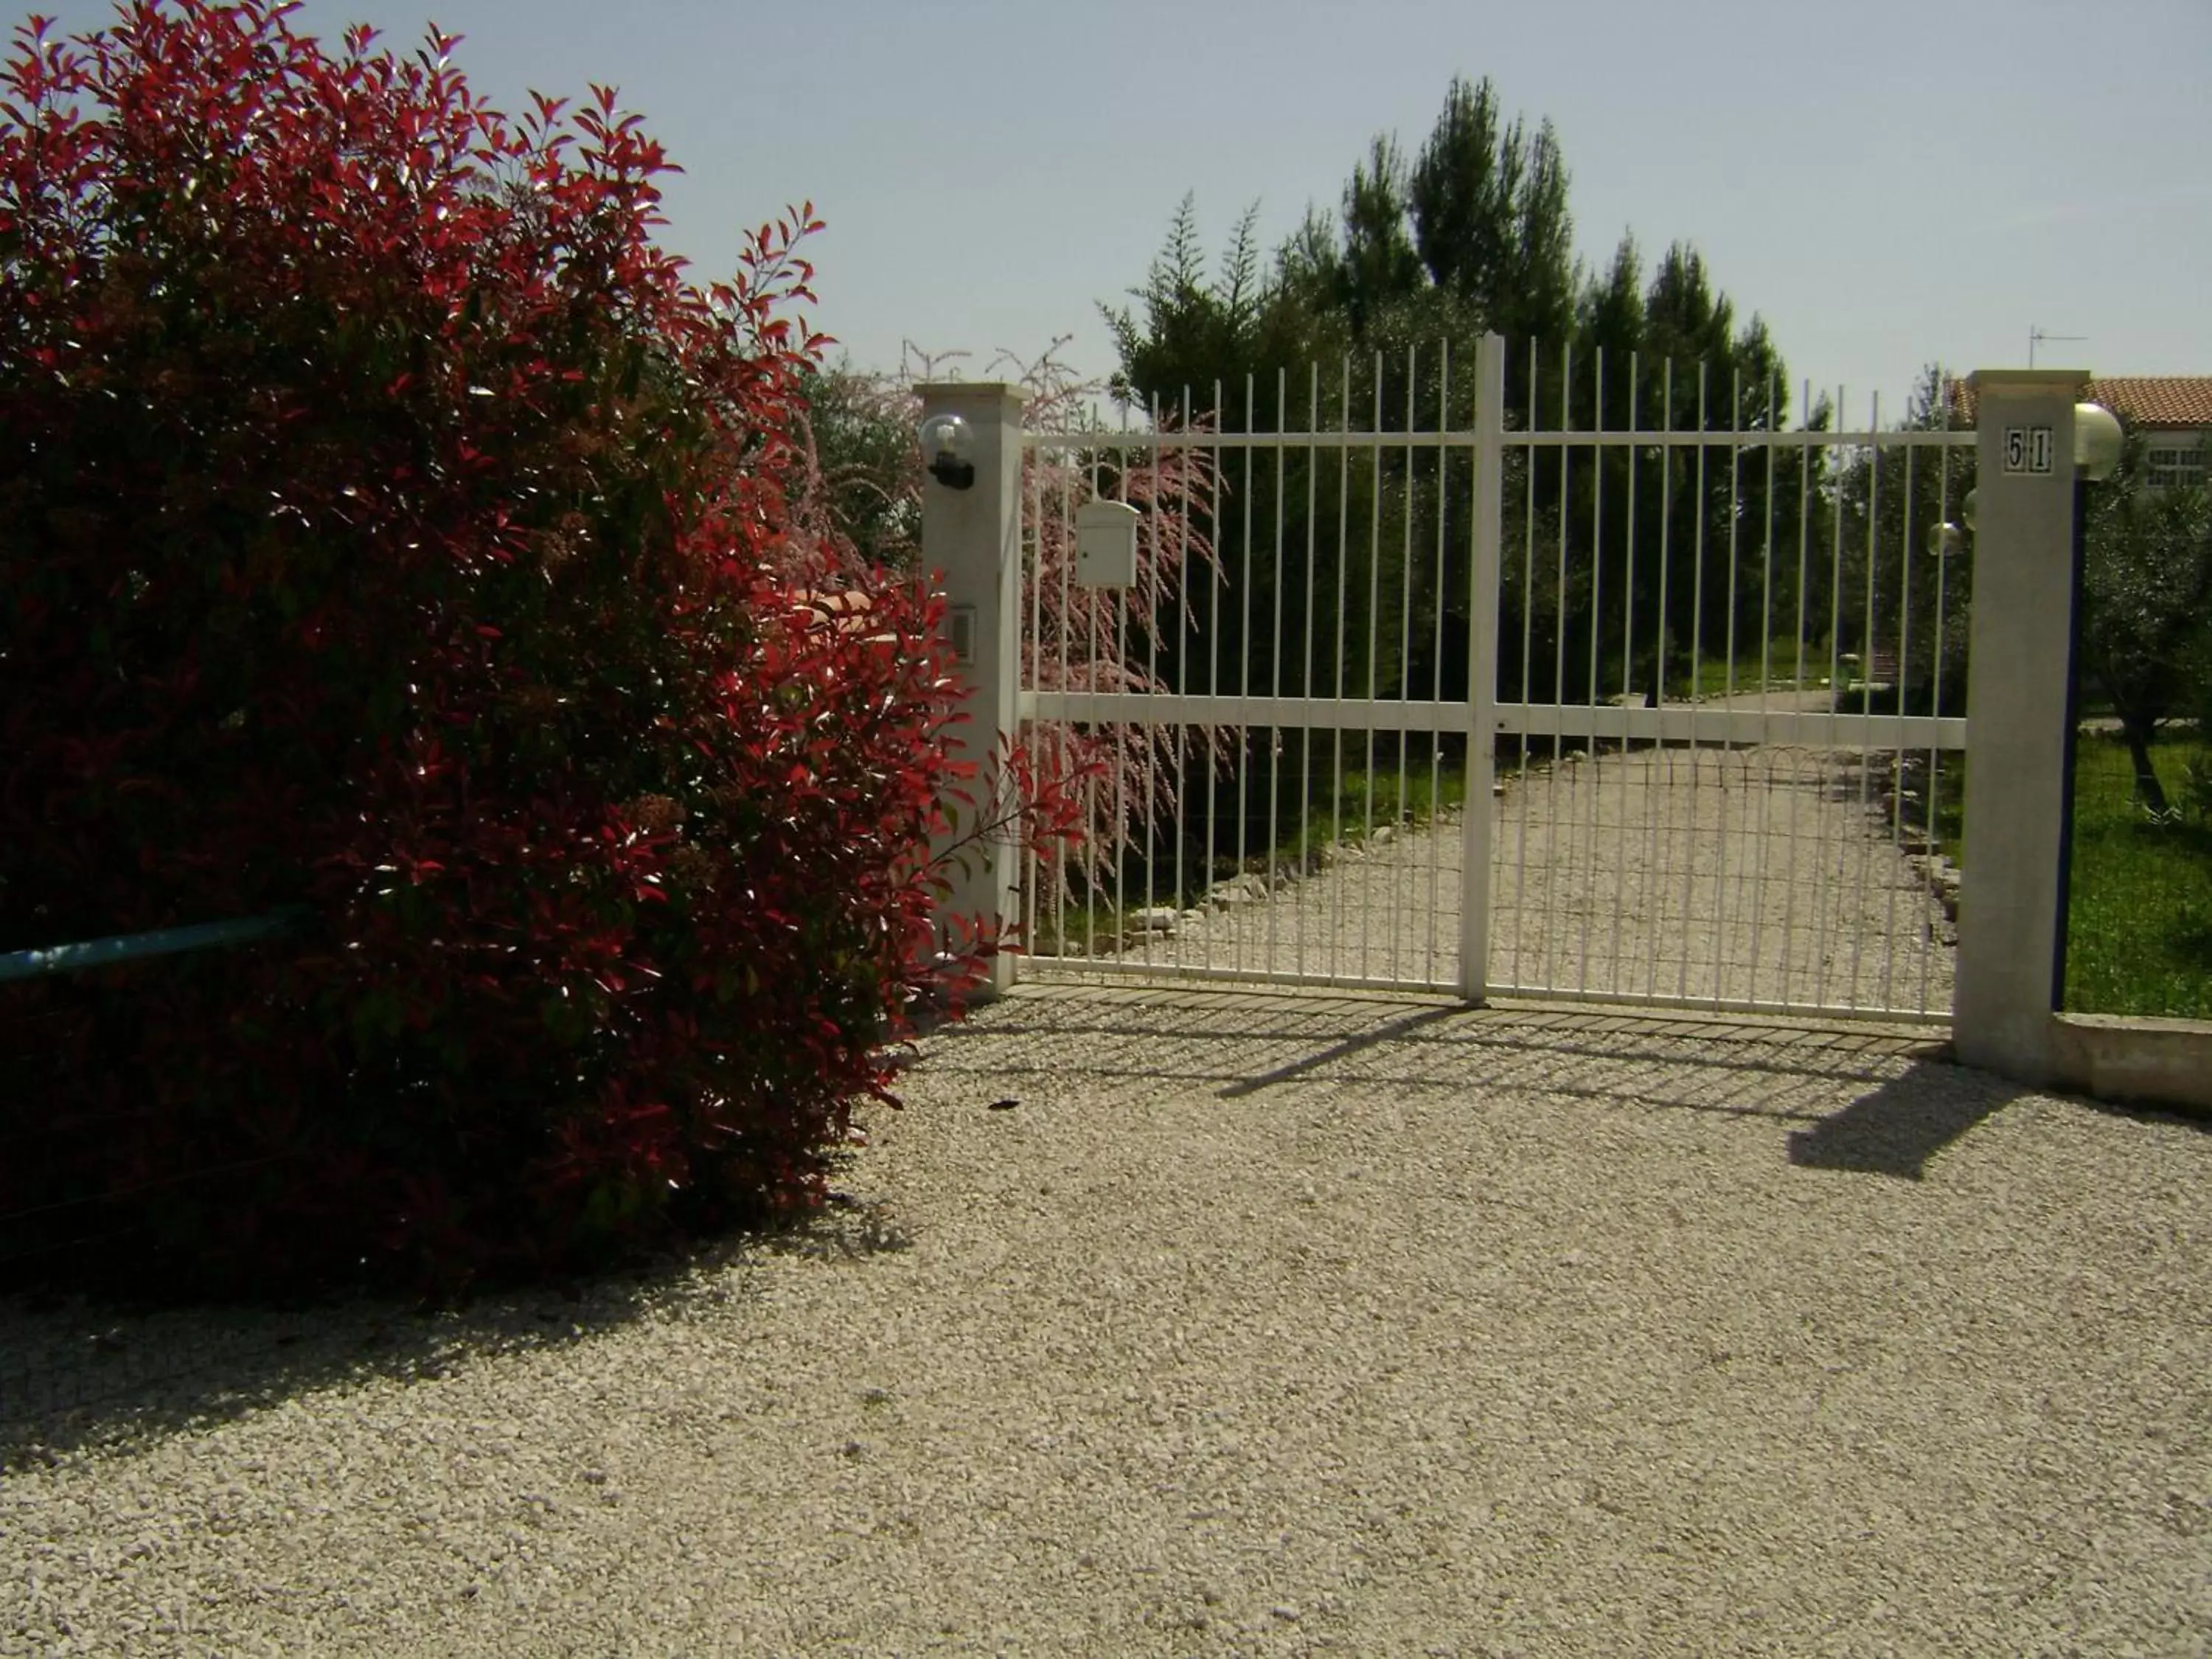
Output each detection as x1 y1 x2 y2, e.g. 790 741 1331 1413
1235 372 1255 978
1681 363 1717 1009
1510 339 1538 993
1019 694 1963 751
1268 368 1287 977
1472 978 1952 1026
1813 384 1851 1005
1300 364 1321 984
1026 428 1980 453
1460 333 1503 1002
1172 384 1192 975
1332 357 1353 972
1747 373 1781 998
1428 342 1451 988
1396 344 1419 984
1204 378 1224 976
1884 433 1914 1011
1495 704 1964 751
1849 389 1882 1009
1362 352 1383 984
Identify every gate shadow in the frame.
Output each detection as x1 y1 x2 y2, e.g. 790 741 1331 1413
1786 1063 2024 1180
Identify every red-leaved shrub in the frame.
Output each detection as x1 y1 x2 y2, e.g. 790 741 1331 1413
0 1 1078 1297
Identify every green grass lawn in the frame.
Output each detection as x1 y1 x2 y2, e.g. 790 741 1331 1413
1664 635 1837 701
2062 731 2212 1020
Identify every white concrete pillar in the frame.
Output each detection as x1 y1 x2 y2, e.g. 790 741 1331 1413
917 383 1024 997
1954 369 2089 1082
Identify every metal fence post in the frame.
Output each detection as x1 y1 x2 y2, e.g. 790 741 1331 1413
1955 369 2087 1082
1458 333 1506 1003
917 382 1025 998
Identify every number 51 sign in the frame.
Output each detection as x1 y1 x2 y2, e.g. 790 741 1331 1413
2003 425 2056 475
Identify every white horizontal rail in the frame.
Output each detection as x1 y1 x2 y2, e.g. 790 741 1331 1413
1021 692 1467 734
1024 428 1977 453
1492 703 1968 751
1023 691 1966 752
1478 981 1953 1026
1020 956 1458 995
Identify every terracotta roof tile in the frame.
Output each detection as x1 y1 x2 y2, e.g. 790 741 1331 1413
2085 377 2212 428
1948 375 2212 431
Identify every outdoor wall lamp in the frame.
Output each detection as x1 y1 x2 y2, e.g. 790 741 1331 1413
1935 400 2121 554
919 412 976 490
2073 401 2123 483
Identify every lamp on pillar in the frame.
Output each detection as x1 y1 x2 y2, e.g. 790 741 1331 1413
2073 401 2123 481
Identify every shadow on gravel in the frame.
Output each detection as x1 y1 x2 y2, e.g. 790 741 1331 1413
1216 1005 1465 1099
0 1184 906 1474
925 987 1949 1130
1787 1062 2024 1180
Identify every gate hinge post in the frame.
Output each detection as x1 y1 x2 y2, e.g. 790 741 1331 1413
919 381 1026 998
1953 368 2090 1083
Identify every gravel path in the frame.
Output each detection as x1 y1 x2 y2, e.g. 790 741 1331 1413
1068 740 1955 1018
4 987 2207 1656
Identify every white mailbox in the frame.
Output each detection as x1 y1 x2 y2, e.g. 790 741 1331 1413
1074 499 1140 588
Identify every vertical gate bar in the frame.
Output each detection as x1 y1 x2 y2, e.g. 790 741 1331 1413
1512 339 1537 992
1748 375 1780 997
1548 341 1571 992
1082 451 1101 962
1886 437 1916 1012
1816 383 1851 1006
1023 426 1040 960
1460 332 1505 1002
1725 372 1743 701
1062 452 1080 961
1575 345 1593 995
1926 374 1957 1015
1118 437 1136 964
1681 367 1717 1000
1206 380 1224 973
1363 350 1383 984
1680 362 1708 1004
1237 372 1256 977
1609 349 1635 992
1398 344 1419 985
1850 390 1882 1009
1268 368 1287 977
1174 385 1192 973
1106 446 1126 966
1781 381 1815 1005
1720 369 1745 995
1150 411 1168 973
1430 341 1451 987
1302 363 1321 983
1646 358 1675 1003
1587 352 1610 990
1334 355 1352 971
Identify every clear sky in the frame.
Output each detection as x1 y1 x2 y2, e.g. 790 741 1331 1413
25 0 2212 422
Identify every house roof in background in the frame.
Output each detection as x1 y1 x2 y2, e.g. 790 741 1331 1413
2087 378 2212 429
1948 375 2212 431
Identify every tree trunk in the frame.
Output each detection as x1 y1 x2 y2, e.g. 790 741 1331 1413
2120 714 2169 817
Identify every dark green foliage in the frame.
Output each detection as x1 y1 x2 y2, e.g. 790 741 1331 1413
2079 434 2212 814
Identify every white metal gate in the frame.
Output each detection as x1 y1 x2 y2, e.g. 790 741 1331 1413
1015 335 1973 1021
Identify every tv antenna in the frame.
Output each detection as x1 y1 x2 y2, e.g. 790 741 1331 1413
2028 324 2087 367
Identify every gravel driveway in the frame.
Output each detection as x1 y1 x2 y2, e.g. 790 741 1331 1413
4 981 2206 1656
